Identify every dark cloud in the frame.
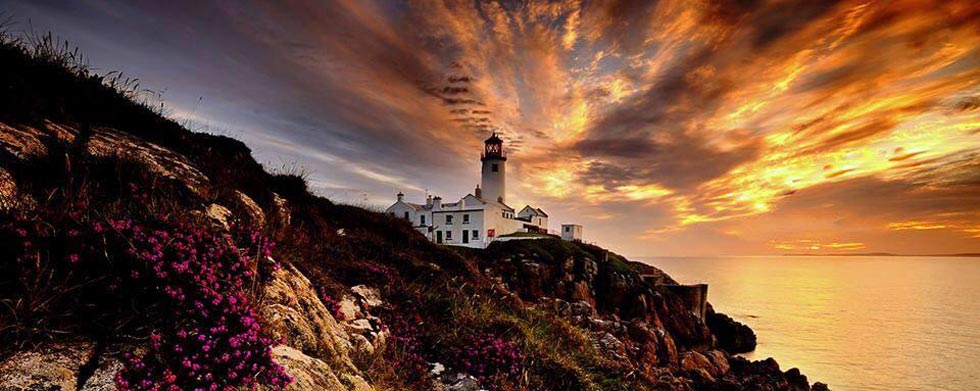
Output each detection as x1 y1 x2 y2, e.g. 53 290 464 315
746 1 842 49
578 133 761 190
954 96 980 112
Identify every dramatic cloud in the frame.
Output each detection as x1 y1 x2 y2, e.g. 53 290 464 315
9 0 980 255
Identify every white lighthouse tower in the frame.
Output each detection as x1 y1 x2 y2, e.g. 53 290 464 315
480 132 507 203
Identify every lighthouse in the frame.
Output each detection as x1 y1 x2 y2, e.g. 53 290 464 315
386 130 561 248
480 132 507 203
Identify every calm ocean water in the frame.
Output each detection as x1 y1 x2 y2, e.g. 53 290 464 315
640 256 980 391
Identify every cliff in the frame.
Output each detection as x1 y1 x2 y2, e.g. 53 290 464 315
0 33 824 391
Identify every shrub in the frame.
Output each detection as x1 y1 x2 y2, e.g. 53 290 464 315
382 311 433 388
0 202 291 390
449 332 524 388
112 219 291 391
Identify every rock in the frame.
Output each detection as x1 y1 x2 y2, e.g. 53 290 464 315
570 300 596 317
568 280 594 305
270 192 291 226
0 122 51 160
581 258 599 281
725 356 812 391
258 262 356 369
205 203 233 229
706 307 757 353
0 342 94 391
231 190 266 227
431 362 446 376
346 318 375 333
704 349 730 375
0 167 28 211
350 285 382 308
660 332 679 366
596 332 627 361
538 297 572 317
337 295 363 321
265 345 374 391
442 373 482 391
85 127 210 198
79 347 128 391
680 351 716 378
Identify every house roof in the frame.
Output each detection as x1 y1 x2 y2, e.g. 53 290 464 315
404 202 425 211
466 193 514 211
395 195 511 213
519 205 548 217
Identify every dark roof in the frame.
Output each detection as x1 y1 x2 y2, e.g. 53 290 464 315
485 131 502 144
519 205 548 217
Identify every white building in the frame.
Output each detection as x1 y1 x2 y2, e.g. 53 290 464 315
561 224 583 242
386 132 549 248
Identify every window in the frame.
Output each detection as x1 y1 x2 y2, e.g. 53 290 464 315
420 215 426 225
565 226 570 232
446 215 453 225
403 211 409 220
446 231 453 240
463 214 470 224
472 230 479 240
492 163 499 172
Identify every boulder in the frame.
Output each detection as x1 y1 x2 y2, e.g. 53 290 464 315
258 262 356 369
570 300 596 317
704 349 731 375
270 192 291 226
441 373 483 391
265 345 373 391
567 280 594 305
231 190 266 227
337 295 363 320
537 297 571 317
680 351 716 377
0 167 29 211
85 127 210 198
350 285 383 309
0 342 94 391
204 203 233 229
596 332 628 361
706 306 757 353
0 122 52 160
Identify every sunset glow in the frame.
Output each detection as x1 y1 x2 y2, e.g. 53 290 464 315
12 0 980 255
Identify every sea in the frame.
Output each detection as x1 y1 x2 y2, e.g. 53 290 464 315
639 255 980 391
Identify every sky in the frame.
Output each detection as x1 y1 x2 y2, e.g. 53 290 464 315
4 0 980 256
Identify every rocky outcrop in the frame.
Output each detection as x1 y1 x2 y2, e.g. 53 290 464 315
258 263 376 388
706 305 758 353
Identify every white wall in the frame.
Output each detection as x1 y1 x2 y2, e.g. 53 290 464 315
561 225 583 241
481 158 506 203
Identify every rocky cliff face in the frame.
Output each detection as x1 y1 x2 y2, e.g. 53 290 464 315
0 36 823 391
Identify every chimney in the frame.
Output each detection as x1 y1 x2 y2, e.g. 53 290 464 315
426 194 433 207
396 192 404 202
475 184 482 198
432 196 442 211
